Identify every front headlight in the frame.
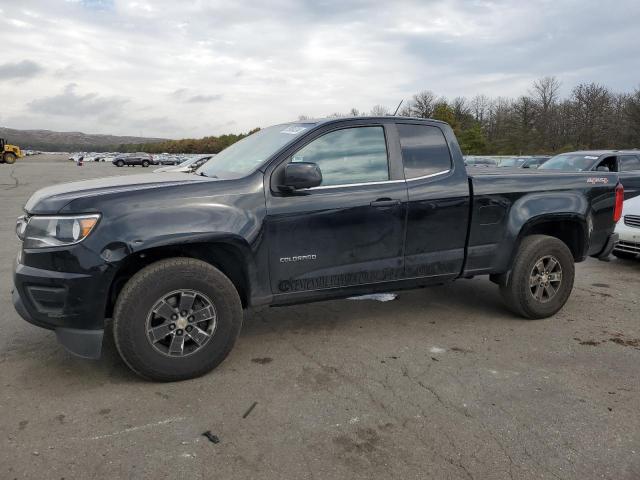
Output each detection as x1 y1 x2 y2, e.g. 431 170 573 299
18 214 100 248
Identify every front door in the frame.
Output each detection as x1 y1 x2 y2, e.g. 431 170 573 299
265 124 408 296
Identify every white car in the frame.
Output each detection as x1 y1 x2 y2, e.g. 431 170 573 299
153 155 213 173
613 195 640 259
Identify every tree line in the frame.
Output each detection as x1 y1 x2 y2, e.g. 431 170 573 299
121 77 640 156
116 129 260 154
302 77 640 155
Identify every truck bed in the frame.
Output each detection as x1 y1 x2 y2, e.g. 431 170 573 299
463 167 618 276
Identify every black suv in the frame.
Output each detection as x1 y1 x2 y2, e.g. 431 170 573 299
112 152 156 167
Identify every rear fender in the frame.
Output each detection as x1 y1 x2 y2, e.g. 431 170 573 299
495 191 589 273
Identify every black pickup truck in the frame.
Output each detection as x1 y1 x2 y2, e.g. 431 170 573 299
13 117 622 381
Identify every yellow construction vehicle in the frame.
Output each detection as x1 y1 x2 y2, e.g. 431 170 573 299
1 138 23 164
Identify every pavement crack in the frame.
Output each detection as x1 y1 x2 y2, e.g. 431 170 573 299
1 167 20 190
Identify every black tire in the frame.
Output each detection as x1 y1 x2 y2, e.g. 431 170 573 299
612 250 637 260
142 160 150 167
113 258 243 381
116 160 125 167
500 235 575 319
4 152 17 164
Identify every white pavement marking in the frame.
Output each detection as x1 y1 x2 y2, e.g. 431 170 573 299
87 416 186 441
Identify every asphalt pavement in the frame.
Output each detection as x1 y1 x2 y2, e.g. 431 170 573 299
1 155 639 479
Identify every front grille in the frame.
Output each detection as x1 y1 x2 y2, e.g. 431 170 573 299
624 215 640 228
614 241 640 254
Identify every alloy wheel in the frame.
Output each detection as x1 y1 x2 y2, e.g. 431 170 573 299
145 289 217 357
529 255 562 303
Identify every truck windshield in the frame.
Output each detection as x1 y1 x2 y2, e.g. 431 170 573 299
196 123 312 179
538 154 598 171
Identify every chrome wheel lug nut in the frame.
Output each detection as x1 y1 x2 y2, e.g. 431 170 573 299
171 314 178 320
188 316 194 322
169 323 176 330
186 326 192 332
181 310 188 316
176 329 183 335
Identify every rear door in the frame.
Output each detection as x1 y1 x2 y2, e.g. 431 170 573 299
396 122 470 280
265 122 408 296
618 154 640 200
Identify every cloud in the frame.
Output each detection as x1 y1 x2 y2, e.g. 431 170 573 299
185 94 223 103
28 83 128 117
0 60 43 80
0 0 639 137
171 89 222 103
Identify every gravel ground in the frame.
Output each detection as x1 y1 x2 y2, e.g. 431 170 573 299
1 155 639 479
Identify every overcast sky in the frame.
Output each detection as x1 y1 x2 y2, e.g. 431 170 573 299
0 0 638 138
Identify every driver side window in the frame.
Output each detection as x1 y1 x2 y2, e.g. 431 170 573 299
291 126 389 187
597 156 617 172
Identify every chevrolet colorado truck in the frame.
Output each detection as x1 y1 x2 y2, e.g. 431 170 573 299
13 117 622 381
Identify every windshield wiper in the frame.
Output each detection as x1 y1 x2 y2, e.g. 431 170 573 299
197 171 218 178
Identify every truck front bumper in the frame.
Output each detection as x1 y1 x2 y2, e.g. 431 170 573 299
13 260 110 359
13 289 103 359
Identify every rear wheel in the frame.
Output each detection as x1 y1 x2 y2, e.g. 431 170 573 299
115 160 125 167
4 152 17 164
113 258 243 381
500 235 575 319
142 160 150 167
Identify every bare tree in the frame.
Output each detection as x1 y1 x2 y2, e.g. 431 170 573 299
408 90 436 118
370 104 390 116
469 94 490 124
532 76 561 112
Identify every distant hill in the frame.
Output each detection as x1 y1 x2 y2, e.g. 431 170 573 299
0 127 168 152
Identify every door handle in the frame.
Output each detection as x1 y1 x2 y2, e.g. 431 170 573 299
370 198 401 207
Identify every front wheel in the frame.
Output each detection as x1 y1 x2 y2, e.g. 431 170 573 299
115 160 125 167
500 235 575 319
142 160 150 167
4 152 17 164
113 258 243 381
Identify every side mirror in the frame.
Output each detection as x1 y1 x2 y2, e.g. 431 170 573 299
279 162 322 191
596 166 610 172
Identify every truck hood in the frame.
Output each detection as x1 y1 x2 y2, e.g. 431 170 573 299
25 172 212 214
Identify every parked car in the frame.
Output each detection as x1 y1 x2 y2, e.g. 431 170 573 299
498 156 550 169
112 152 156 167
155 154 183 166
154 156 213 173
613 195 640 259
464 156 497 167
13 117 621 381
539 150 640 199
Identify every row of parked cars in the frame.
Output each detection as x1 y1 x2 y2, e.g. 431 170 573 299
68 152 212 167
464 155 551 168
110 152 215 170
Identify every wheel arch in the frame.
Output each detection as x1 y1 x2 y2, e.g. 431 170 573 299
517 215 589 261
105 240 253 317
490 214 588 285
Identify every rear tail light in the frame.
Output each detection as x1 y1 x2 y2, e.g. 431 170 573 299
614 183 624 222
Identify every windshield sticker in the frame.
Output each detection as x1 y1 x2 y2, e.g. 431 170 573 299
584 155 599 160
281 126 307 135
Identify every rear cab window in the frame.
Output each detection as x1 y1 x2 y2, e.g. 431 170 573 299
397 124 452 179
620 155 640 172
